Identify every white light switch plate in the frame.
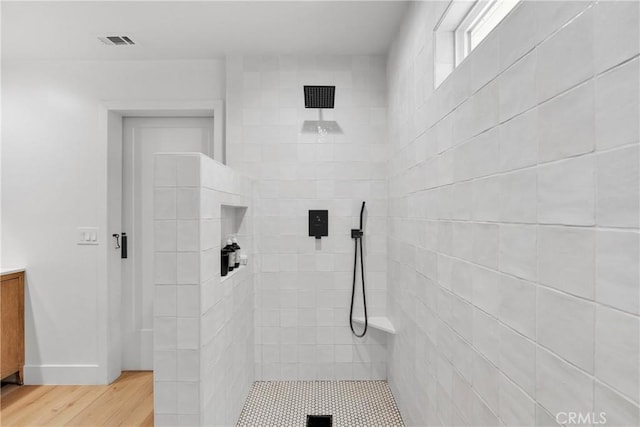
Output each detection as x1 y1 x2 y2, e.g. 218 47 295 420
78 227 99 245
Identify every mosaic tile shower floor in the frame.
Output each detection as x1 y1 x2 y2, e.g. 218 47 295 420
236 380 404 427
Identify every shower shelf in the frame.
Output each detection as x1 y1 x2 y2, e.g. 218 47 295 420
352 316 396 334
221 265 245 283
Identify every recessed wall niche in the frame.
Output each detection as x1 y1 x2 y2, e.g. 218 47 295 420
221 204 248 242
221 204 248 277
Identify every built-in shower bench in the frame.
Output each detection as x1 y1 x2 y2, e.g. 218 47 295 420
352 316 396 334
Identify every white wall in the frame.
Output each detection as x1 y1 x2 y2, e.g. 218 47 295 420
1 59 225 383
387 1 639 426
225 55 390 381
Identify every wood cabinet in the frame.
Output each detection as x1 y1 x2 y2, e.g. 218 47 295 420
1 271 24 384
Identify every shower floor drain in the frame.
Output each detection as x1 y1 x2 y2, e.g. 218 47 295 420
307 415 332 426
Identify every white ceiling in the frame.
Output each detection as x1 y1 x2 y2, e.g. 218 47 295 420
1 1 410 60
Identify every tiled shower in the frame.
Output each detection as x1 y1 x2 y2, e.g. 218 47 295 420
226 54 391 381
152 1 639 426
387 2 638 426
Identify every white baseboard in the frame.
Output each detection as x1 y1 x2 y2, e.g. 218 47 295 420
24 364 104 385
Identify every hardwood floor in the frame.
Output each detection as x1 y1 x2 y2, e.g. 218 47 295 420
0 371 153 427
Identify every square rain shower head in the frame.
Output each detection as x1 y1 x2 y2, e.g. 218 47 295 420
304 86 335 109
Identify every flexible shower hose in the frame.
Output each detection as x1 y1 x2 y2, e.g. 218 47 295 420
349 201 368 337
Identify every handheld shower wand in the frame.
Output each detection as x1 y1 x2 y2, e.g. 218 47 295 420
349 201 368 337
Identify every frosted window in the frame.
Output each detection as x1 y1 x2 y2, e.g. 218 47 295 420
434 0 520 88
467 0 520 51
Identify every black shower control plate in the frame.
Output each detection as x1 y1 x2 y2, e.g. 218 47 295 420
309 210 328 239
351 229 363 239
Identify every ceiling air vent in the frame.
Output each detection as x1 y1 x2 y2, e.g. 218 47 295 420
98 36 135 46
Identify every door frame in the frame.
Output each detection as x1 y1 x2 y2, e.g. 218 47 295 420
98 100 223 383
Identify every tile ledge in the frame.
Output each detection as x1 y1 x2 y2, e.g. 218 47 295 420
220 265 246 283
352 316 396 334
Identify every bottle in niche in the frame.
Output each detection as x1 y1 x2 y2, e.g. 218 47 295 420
231 237 241 269
224 239 235 272
221 247 230 276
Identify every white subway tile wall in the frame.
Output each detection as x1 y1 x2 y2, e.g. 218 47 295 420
387 1 639 426
225 55 390 381
153 153 254 426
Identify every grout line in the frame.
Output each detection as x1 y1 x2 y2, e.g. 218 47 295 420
386 219 640 234
595 53 640 78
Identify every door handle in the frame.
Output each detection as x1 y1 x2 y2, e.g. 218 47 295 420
121 232 128 259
